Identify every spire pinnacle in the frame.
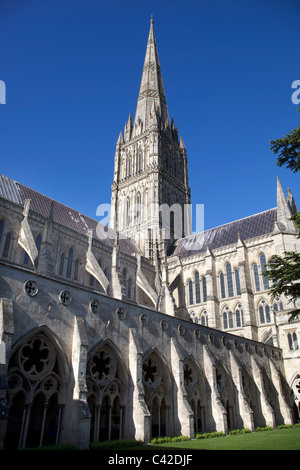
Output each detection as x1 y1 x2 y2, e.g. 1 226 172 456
133 19 169 131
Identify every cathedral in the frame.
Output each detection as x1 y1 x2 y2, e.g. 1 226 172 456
0 19 299 450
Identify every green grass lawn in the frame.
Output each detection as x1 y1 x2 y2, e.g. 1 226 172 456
145 426 300 451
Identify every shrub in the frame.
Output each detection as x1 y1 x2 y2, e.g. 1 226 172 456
90 439 143 451
22 444 79 451
276 424 293 430
195 431 225 439
229 428 252 435
150 435 190 445
255 426 274 432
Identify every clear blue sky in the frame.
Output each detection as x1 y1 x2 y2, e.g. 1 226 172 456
0 0 299 232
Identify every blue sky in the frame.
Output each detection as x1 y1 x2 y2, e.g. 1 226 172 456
0 0 299 232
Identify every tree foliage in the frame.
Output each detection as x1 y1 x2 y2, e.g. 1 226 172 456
265 208 300 321
264 216 300 322
270 108 300 173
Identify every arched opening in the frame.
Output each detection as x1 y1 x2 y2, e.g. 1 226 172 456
215 363 236 431
142 351 171 438
183 357 207 434
4 331 66 449
87 342 127 442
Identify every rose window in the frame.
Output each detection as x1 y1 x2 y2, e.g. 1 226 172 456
184 364 194 388
142 357 161 387
18 337 55 379
90 350 116 384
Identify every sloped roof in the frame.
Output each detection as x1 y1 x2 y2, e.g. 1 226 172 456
171 208 277 258
0 174 139 256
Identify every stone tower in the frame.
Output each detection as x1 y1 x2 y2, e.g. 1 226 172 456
110 18 191 260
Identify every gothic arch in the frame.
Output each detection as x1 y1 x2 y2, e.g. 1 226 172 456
142 348 172 438
86 339 128 442
4 326 68 449
215 361 236 430
290 372 300 422
183 355 207 434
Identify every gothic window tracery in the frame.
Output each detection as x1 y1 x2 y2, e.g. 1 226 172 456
87 344 125 442
187 274 207 307
258 299 272 324
222 304 244 330
142 352 169 438
273 297 284 313
4 333 64 449
183 358 206 434
252 253 269 292
287 332 299 350
260 253 270 290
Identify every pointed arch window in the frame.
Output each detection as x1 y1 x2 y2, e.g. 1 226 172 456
258 299 271 324
126 198 131 225
260 253 270 290
202 276 207 302
138 153 143 172
73 258 80 281
126 157 131 177
220 272 226 299
188 280 194 306
58 253 65 276
136 194 141 223
223 309 228 330
273 297 284 312
2 232 12 259
288 332 299 350
235 303 244 328
0 219 4 245
4 333 65 449
66 248 74 279
127 278 132 300
226 263 234 297
200 310 208 326
253 264 261 292
235 269 241 296
195 271 201 304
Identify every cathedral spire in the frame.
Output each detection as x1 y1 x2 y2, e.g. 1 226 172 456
133 18 169 130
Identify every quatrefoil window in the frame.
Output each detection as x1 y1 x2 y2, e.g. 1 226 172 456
24 280 38 297
90 299 100 314
59 290 72 305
